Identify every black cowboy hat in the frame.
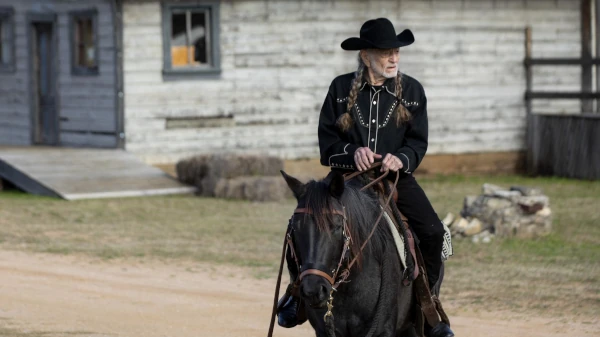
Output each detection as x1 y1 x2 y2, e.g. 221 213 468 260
341 18 414 50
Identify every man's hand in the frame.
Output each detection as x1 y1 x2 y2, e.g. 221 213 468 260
381 153 404 172
354 147 382 171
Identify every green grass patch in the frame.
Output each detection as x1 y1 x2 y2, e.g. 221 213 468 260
0 174 598 319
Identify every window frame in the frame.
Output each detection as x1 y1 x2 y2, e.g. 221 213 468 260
0 7 15 73
69 8 99 76
161 2 221 76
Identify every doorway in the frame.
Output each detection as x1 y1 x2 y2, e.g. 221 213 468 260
29 15 58 145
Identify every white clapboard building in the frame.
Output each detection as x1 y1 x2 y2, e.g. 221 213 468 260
0 0 584 172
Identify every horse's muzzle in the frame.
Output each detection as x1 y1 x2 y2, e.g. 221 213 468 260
300 275 330 308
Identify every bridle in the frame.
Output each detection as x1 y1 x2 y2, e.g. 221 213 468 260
267 163 399 337
288 207 351 288
295 163 399 288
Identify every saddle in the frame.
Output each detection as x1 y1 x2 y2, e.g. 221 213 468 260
364 174 451 337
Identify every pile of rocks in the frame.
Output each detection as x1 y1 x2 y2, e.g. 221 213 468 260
443 183 552 243
175 154 294 202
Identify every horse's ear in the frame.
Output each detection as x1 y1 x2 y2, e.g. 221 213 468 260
328 171 345 199
280 170 305 199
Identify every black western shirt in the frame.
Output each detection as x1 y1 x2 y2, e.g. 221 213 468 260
318 72 428 175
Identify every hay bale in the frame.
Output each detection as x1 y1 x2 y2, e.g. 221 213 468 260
246 176 293 202
175 155 211 188
201 174 222 197
213 176 293 202
199 154 283 196
207 154 283 179
213 177 245 200
247 156 284 176
178 154 295 198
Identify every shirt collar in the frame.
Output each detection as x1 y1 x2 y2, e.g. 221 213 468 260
359 76 397 97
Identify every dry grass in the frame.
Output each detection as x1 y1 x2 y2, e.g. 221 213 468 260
0 172 598 321
423 174 600 319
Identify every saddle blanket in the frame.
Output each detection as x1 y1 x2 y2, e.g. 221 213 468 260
381 207 453 271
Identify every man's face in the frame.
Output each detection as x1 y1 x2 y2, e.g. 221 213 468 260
366 48 400 79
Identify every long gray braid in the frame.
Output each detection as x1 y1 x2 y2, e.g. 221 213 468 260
394 71 412 125
337 54 366 132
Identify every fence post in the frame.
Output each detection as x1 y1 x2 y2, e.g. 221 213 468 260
595 0 600 112
582 0 593 112
525 26 535 175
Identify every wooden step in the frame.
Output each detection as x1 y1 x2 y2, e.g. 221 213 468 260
0 146 196 200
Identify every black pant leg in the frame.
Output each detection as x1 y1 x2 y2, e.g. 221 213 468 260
394 174 445 288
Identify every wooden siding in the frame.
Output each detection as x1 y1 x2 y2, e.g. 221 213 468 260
122 0 581 164
528 114 600 180
0 0 118 148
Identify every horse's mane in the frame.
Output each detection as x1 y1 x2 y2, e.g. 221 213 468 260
303 176 391 266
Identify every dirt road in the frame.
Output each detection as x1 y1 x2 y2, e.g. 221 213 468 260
0 251 595 337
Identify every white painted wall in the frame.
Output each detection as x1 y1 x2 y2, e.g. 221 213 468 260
122 0 581 164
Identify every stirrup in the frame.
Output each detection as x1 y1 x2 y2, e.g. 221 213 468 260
277 295 300 328
427 322 454 337
276 282 307 328
414 266 451 331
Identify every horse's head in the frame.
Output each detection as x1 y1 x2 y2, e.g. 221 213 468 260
281 170 351 308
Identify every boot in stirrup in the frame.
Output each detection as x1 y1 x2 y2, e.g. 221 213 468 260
276 282 306 328
426 322 454 337
277 294 301 328
425 278 454 337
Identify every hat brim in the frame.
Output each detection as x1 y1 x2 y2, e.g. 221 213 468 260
341 29 414 51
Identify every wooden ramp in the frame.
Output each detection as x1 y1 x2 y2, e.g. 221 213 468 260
0 147 196 200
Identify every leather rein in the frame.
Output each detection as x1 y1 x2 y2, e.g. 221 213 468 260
292 162 399 289
267 163 400 337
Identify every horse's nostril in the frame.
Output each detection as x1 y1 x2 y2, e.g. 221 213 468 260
301 282 328 299
300 285 310 298
301 283 316 298
319 284 329 301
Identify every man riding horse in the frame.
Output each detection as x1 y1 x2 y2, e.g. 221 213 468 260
278 18 454 337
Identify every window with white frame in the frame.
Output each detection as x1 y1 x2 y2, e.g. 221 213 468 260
162 2 220 75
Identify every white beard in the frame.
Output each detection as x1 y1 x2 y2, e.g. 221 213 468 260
381 67 397 78
368 54 398 79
